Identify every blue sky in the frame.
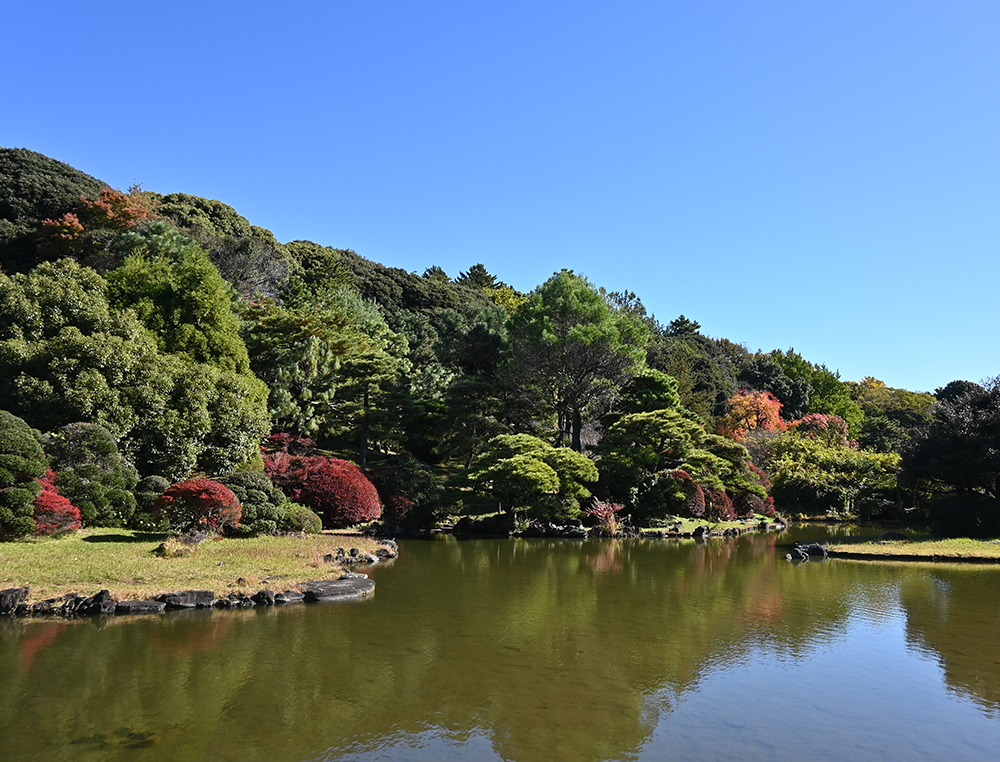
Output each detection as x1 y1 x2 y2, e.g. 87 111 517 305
3 1 997 393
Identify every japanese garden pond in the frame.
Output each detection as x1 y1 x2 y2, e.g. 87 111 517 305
2 524 999 762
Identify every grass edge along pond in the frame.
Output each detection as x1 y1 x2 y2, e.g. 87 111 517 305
827 535 1000 562
0 528 385 601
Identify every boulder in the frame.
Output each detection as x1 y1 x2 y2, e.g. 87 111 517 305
32 599 61 616
252 590 276 606
58 594 84 617
274 590 305 604
215 593 254 609
115 600 167 615
78 590 116 617
157 590 216 609
0 587 29 616
301 578 375 602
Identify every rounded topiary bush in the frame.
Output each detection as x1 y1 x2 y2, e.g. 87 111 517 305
0 410 47 539
283 502 323 534
219 470 289 536
264 453 381 528
45 422 138 527
154 478 242 534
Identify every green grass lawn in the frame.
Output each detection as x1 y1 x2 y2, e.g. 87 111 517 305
827 536 1000 560
0 529 386 602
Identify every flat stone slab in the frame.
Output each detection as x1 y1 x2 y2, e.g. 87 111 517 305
157 590 216 609
301 578 376 602
275 590 305 604
116 600 167 615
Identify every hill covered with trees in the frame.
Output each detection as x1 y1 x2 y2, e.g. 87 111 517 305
0 147 993 538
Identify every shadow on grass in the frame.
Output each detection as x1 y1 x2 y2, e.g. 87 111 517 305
82 533 169 544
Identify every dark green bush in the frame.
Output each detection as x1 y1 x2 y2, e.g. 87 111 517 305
283 503 323 534
131 475 171 530
45 422 138 527
0 410 47 538
219 470 289 536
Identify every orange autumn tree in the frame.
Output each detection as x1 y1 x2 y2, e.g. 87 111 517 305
39 187 157 263
719 390 786 441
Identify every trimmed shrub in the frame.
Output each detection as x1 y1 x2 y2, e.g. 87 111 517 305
154 478 242 534
283 502 323 534
704 489 737 521
45 422 138 527
264 453 381 528
131 474 170 529
33 471 82 536
219 470 288 536
0 410 47 538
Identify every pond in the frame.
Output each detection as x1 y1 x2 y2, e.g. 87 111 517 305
2 525 999 762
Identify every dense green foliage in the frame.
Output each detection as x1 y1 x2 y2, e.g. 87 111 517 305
4 147 995 537
902 379 1000 536
0 410 47 538
0 259 269 479
44 422 138 527
465 434 599 518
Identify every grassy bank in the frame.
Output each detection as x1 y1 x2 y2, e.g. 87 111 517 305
827 536 1000 562
0 529 386 601
638 515 778 536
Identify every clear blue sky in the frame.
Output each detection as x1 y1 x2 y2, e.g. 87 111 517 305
3 1 998 393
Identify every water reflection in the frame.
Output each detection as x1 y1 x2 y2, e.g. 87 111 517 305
1 529 999 762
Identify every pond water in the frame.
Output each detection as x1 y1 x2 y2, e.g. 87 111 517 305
2 525 1000 762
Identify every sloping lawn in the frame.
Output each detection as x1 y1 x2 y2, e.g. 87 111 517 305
0 528 385 601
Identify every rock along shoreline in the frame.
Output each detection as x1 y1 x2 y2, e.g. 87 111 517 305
0 576 376 619
0 537 399 620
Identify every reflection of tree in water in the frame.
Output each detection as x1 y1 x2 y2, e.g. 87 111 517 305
0 533 937 762
900 569 1000 718
150 611 234 658
18 620 68 671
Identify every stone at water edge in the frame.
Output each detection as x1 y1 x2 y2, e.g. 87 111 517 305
116 600 167 615
301 578 375 602
252 590 276 606
0 587 30 616
157 590 216 609
78 590 116 617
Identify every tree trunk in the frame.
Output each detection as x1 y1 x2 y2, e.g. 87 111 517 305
358 384 370 468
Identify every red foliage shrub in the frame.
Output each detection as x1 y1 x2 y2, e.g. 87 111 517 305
586 500 625 536
155 478 242 534
264 454 381 528
33 471 82 536
666 470 706 518
382 494 415 524
704 489 737 521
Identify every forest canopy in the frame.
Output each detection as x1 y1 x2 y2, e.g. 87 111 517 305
0 146 991 538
